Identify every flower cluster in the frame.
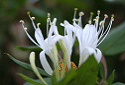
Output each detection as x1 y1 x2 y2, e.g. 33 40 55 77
20 9 114 83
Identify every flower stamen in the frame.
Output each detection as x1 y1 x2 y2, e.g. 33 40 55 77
73 8 78 20
20 20 24 25
88 12 94 24
37 23 41 28
59 59 77 75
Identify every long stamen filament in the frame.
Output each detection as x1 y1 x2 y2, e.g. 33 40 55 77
88 12 94 24
47 13 51 37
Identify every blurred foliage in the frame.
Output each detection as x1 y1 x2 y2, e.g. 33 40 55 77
0 0 125 84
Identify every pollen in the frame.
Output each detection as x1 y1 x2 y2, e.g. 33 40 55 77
59 60 77 74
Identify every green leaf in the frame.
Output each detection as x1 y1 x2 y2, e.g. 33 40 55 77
107 70 115 85
51 70 58 85
16 46 41 51
56 69 77 85
24 78 52 85
6 53 50 77
19 73 42 85
99 61 105 79
111 82 125 85
69 54 98 85
98 21 125 55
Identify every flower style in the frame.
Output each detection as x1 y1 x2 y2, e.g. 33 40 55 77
61 9 114 67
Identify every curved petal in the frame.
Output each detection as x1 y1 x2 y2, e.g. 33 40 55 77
79 47 96 67
35 28 47 49
39 51 53 75
95 48 102 63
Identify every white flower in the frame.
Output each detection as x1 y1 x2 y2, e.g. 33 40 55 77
63 10 114 66
20 12 62 75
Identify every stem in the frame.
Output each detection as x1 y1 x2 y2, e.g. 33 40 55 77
101 55 107 79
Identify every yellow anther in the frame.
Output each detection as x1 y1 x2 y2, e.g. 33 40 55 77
97 10 100 15
37 23 41 28
20 20 24 24
31 17 35 20
47 13 50 18
104 14 108 18
74 8 78 11
27 12 30 15
79 12 84 16
99 21 104 25
90 12 94 16
111 14 114 18
24 27 27 31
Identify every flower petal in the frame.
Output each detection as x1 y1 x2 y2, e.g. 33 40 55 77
94 48 102 63
35 28 47 49
79 47 98 67
39 51 53 75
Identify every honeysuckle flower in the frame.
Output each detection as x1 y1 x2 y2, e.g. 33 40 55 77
63 9 114 67
20 12 62 76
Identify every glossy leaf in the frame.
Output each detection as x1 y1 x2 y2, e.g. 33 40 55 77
51 70 58 85
24 78 51 85
111 82 125 85
69 54 98 85
6 53 50 77
16 46 41 51
19 73 42 85
56 69 77 85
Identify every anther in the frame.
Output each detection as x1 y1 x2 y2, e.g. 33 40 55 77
111 17 114 21
47 18 50 23
88 12 94 24
37 23 41 28
20 20 24 24
73 8 78 20
90 12 94 16
31 17 35 20
93 19 96 22
97 10 100 15
73 19 79 22
111 14 114 21
27 12 30 16
47 13 50 18
99 21 104 26
79 12 84 16
96 16 99 19
24 27 27 31
111 14 114 18
74 8 78 11
104 14 108 18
